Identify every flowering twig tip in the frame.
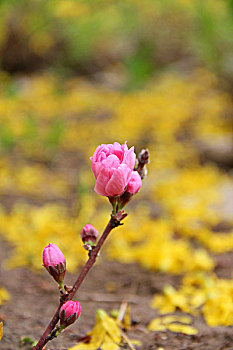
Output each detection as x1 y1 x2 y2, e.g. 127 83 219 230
33 142 146 350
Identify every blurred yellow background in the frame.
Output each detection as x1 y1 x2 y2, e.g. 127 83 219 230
0 0 232 328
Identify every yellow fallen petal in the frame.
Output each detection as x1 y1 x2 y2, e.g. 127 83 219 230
101 334 120 350
0 288 10 304
70 309 122 350
69 344 96 350
0 322 3 341
88 325 105 347
148 318 167 332
167 323 198 335
102 316 121 343
161 315 192 325
102 343 119 350
151 295 176 313
131 340 142 346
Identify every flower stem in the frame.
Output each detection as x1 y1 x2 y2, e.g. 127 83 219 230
112 201 117 215
32 211 126 350
108 196 118 215
59 282 66 293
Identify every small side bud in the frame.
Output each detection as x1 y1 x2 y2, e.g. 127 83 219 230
136 148 149 179
118 171 142 209
80 224 98 246
126 171 142 194
42 243 66 285
138 148 149 164
59 301 81 328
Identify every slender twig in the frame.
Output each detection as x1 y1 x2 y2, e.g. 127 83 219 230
117 302 136 350
117 302 128 323
32 211 126 350
121 331 137 350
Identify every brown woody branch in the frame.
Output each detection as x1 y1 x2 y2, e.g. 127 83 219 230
32 211 127 350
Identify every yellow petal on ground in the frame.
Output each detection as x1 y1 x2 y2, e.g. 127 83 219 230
148 318 167 331
151 294 176 314
152 272 233 327
101 334 120 350
167 323 198 335
131 340 142 346
0 322 3 341
69 309 122 350
97 309 121 344
87 318 106 348
88 328 105 348
69 344 96 350
148 314 194 333
161 315 192 325
102 343 119 350
0 288 10 305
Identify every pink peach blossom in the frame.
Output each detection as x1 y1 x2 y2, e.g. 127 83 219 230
42 243 66 284
90 142 136 197
126 171 142 194
60 301 81 327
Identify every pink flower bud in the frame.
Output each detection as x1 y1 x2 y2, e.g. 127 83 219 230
42 243 66 284
90 142 136 197
80 224 98 245
126 171 142 194
59 301 81 327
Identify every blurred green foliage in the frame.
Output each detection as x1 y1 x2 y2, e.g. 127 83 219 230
0 0 232 86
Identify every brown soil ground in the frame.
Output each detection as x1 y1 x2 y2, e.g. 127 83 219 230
0 238 233 350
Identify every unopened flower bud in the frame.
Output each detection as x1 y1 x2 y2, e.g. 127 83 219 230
126 171 142 194
80 224 98 246
138 148 149 165
42 243 66 285
59 301 81 327
137 148 149 179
